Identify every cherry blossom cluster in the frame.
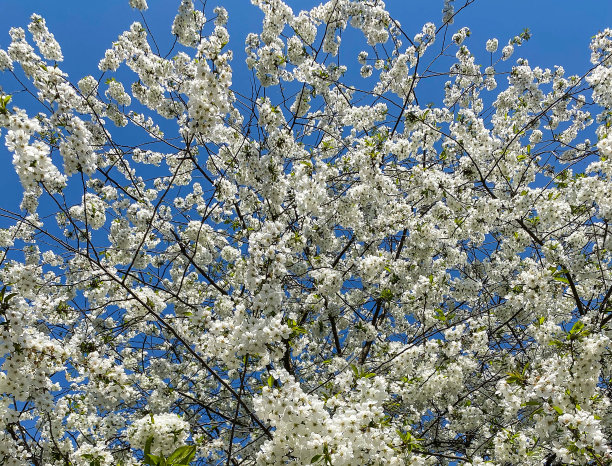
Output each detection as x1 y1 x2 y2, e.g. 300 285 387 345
0 0 610 465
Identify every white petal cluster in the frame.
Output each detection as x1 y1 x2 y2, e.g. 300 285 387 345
27 14 63 62
0 2 610 465
105 80 131 106
5 113 66 196
69 193 107 230
129 0 148 11
486 37 498 52
127 413 189 454
172 0 205 47
254 371 401 465
501 43 514 60
73 443 114 466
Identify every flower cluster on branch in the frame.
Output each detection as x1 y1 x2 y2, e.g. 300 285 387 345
0 0 610 464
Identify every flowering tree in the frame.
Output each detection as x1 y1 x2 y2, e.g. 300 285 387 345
0 0 611 464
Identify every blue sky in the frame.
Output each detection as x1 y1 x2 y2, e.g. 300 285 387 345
0 0 610 212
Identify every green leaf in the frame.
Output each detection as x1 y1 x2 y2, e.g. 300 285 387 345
0 95 11 115
552 405 563 415
166 445 196 465
529 407 544 418
144 436 154 460
433 308 446 322
380 288 394 302
144 453 162 466
569 320 584 335
311 454 323 463
350 364 375 379
553 275 569 285
506 363 529 385
286 318 307 336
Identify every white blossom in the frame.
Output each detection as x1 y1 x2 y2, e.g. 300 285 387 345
0 3 610 466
